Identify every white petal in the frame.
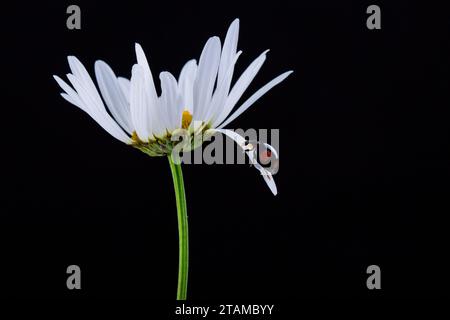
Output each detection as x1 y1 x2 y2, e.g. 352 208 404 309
135 43 162 134
213 50 269 127
135 43 158 99
204 51 242 122
95 60 133 134
67 56 104 107
217 19 239 94
160 71 183 130
218 71 293 129
210 128 278 195
118 77 131 102
178 59 197 113
193 36 221 121
261 173 278 196
54 75 79 100
65 72 131 143
60 93 82 109
130 64 152 140
54 75 85 111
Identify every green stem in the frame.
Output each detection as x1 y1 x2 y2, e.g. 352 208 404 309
168 154 189 300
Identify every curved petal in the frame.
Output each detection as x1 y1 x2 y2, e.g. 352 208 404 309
210 128 278 195
135 43 158 100
135 43 162 134
217 19 239 95
217 70 293 129
193 36 221 121
160 71 183 130
67 56 105 107
204 51 242 122
60 92 83 109
54 75 85 111
64 72 131 143
178 59 197 114
117 77 131 103
212 50 269 126
95 60 133 134
130 64 152 140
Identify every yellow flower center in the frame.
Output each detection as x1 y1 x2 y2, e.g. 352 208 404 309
181 110 193 129
131 130 143 144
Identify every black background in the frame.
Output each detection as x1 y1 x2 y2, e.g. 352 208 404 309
1 0 449 305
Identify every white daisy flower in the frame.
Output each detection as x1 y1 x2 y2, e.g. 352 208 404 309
54 19 292 195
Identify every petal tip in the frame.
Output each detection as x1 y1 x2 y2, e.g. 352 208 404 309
67 55 78 63
210 36 221 44
159 70 169 79
284 70 294 77
131 63 143 76
94 59 107 69
135 43 144 55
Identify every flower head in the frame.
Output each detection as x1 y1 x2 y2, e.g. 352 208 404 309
54 19 292 194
